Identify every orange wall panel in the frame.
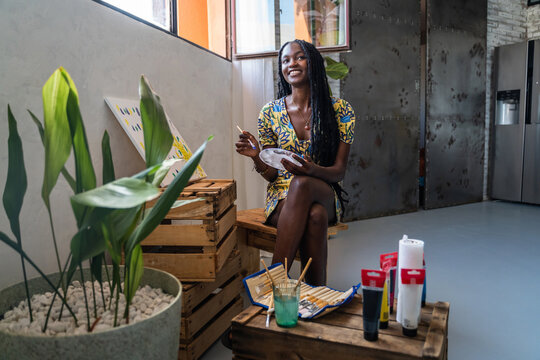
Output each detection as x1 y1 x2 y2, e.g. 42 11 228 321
178 0 209 49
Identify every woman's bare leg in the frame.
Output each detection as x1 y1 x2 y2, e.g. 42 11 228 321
299 203 331 285
268 176 335 285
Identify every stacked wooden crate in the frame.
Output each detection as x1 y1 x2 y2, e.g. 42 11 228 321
141 179 243 360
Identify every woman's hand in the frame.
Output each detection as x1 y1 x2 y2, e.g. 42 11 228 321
281 154 318 176
235 131 260 158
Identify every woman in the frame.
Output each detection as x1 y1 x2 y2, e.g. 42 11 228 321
236 39 355 286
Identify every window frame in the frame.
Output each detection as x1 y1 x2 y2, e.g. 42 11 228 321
93 0 232 61
231 0 351 60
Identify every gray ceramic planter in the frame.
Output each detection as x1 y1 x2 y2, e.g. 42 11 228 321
0 267 182 360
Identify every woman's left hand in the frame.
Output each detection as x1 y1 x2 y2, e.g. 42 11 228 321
281 154 317 176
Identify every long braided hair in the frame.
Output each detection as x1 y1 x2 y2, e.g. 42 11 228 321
277 39 348 212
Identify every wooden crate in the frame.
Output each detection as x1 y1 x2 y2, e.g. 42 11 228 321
231 295 449 360
179 251 244 360
142 180 238 282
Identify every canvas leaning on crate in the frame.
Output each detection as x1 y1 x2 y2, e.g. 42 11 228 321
105 96 207 187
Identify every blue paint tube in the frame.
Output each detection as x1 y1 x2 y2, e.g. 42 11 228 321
361 269 386 341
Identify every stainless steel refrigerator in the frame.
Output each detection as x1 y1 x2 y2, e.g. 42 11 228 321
491 40 540 204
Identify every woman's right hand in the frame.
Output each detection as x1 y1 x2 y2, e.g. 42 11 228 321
235 130 260 158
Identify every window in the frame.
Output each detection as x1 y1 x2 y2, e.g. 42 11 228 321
97 0 231 59
103 0 171 30
233 0 349 58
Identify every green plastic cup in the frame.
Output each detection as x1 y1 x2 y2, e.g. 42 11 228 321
273 279 300 328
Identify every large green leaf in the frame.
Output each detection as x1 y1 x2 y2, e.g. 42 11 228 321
41 68 72 207
101 206 141 264
3 106 27 241
69 226 106 273
139 75 173 168
151 158 180 187
125 244 143 303
125 137 210 255
101 131 115 184
90 255 103 283
71 177 160 209
324 56 349 80
62 69 96 194
28 110 76 192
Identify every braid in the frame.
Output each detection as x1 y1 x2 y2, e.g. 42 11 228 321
277 40 348 212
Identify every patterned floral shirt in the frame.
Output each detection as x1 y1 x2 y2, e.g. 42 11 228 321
257 96 356 220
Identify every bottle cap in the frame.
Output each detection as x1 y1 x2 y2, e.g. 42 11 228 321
364 331 378 341
402 327 417 337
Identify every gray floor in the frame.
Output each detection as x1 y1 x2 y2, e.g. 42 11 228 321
201 200 540 359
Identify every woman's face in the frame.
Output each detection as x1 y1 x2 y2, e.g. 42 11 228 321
281 42 309 87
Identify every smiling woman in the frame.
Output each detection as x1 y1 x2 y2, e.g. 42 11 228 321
235 39 355 286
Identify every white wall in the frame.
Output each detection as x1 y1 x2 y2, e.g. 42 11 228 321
0 0 233 289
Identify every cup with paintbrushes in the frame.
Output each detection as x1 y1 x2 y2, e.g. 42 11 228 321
262 258 312 328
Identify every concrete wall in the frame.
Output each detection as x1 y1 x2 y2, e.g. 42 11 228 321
0 0 233 289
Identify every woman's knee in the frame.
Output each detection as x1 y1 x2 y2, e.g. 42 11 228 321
307 203 328 229
288 175 313 196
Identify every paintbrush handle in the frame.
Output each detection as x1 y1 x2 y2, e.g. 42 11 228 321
295 258 312 290
260 259 276 287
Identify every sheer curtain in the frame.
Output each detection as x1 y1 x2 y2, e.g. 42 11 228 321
232 57 275 211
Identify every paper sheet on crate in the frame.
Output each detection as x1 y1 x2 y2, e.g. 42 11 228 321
243 263 360 319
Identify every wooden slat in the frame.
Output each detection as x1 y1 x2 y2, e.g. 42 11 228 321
142 224 214 247
142 253 216 281
181 276 242 340
179 297 243 360
236 227 260 277
214 183 237 218
182 250 241 314
166 199 215 220
216 205 237 241
422 302 450 359
144 204 236 247
232 314 424 360
232 306 263 326
215 226 238 272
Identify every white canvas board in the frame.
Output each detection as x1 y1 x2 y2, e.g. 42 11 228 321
105 96 206 186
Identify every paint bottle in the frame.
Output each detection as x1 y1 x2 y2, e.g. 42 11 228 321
400 268 426 337
379 260 392 329
421 257 426 307
361 269 386 341
380 252 398 314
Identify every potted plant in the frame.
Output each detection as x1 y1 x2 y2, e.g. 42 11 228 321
0 67 210 359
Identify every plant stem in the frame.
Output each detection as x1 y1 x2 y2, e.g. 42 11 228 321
79 266 91 331
46 205 63 276
18 250 33 322
44 255 71 330
113 265 120 326
113 280 120 327
103 254 112 308
90 266 97 319
99 281 106 314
